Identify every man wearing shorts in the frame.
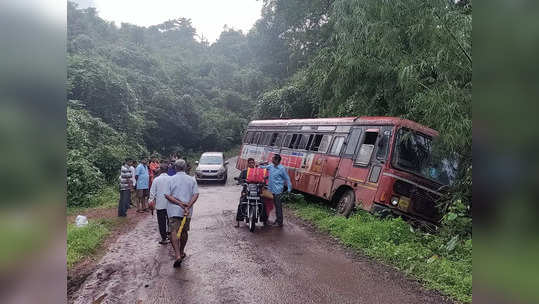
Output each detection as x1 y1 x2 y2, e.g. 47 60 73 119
135 157 150 213
165 159 199 268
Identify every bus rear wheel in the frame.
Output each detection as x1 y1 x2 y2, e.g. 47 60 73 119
337 189 355 218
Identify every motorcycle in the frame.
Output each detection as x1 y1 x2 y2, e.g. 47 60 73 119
234 176 265 232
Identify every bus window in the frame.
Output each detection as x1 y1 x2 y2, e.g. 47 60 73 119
355 131 379 166
274 133 284 147
305 134 315 150
282 134 292 148
329 137 345 155
244 132 253 144
318 135 333 153
297 134 309 150
288 134 299 148
253 132 262 144
376 131 390 160
262 132 272 146
309 134 324 151
269 132 279 146
344 128 362 155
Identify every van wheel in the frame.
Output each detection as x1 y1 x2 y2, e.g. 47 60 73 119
337 189 355 218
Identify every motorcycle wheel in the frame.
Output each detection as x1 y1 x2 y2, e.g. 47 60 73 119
248 207 256 232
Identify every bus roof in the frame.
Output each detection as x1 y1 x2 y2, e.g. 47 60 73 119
248 116 438 136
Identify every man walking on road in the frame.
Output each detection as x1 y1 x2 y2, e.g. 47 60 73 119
149 164 171 244
259 154 292 227
135 157 150 213
118 158 133 217
165 159 199 268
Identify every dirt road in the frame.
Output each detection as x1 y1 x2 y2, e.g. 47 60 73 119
72 158 452 304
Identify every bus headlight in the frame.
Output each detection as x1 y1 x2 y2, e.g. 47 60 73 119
390 196 399 206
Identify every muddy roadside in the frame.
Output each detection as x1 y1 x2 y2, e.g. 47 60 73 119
67 206 148 302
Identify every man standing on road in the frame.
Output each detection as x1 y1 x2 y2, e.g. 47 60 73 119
149 164 171 244
135 157 150 213
118 158 133 217
259 154 292 227
129 160 137 207
165 159 199 268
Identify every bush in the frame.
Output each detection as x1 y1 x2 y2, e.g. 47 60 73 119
67 150 105 207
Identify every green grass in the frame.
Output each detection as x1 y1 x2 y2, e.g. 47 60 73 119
285 195 472 303
67 218 123 268
67 186 118 216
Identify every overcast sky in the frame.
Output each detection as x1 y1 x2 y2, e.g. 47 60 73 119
74 0 263 42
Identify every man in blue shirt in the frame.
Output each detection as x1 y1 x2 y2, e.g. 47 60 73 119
135 157 150 213
259 154 292 227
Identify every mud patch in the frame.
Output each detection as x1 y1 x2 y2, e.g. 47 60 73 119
67 207 147 303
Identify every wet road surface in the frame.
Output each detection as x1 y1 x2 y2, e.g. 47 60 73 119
73 158 452 304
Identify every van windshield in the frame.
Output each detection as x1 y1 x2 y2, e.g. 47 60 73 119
200 155 223 165
392 129 456 185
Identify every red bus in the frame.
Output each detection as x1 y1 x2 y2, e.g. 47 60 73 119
236 117 454 223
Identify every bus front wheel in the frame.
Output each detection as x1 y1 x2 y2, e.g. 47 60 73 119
337 189 355 218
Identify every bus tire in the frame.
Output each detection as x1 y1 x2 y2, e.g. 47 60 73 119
337 189 355 218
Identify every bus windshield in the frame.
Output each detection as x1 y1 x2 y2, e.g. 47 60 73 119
392 129 456 185
200 155 223 165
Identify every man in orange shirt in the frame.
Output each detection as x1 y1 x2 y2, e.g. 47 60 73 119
148 157 159 189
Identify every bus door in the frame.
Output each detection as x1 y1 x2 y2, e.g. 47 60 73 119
351 127 391 210
316 134 341 199
335 127 363 181
299 133 328 195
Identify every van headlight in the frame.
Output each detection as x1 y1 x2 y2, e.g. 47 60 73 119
390 196 399 206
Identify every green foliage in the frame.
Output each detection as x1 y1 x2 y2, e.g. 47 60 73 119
67 2 280 206
67 219 118 268
67 186 119 215
67 106 143 206
285 194 472 303
256 0 472 233
67 150 105 207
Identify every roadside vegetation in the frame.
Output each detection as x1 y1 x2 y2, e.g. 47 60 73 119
67 219 112 268
66 186 122 269
285 194 472 303
67 185 118 216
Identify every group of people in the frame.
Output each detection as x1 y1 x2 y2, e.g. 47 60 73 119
117 153 292 269
118 155 198 268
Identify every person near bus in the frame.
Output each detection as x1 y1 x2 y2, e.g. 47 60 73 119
234 158 269 227
259 154 292 227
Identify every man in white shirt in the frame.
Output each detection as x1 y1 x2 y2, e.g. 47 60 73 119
149 164 171 244
165 159 199 268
